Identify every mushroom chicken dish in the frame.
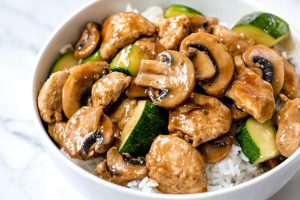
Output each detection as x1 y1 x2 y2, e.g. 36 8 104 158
37 4 300 194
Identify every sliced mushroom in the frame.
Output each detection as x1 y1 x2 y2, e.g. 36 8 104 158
96 147 148 185
48 122 67 147
158 15 190 50
226 57 275 123
180 32 234 97
168 93 232 146
62 61 108 118
190 15 218 33
199 134 233 164
221 97 248 121
63 106 114 159
242 44 285 95
276 98 300 157
134 37 166 60
146 135 207 194
125 79 148 98
91 72 132 109
212 25 255 56
100 12 155 60
38 70 70 123
135 50 195 108
74 22 100 59
282 60 300 99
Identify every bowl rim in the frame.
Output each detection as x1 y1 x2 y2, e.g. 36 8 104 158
31 0 300 198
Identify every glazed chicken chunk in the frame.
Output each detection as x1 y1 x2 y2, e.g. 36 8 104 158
146 135 207 194
100 12 156 59
282 60 300 99
158 15 190 50
92 72 132 108
109 98 137 131
276 98 300 157
134 37 166 60
169 93 232 146
226 57 275 123
212 25 255 56
38 70 70 123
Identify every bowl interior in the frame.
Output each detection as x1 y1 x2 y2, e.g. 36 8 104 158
32 0 300 199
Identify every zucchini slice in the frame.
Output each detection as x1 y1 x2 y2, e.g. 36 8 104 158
119 100 168 156
82 50 103 64
237 117 280 164
110 44 147 76
232 12 290 47
51 52 78 74
165 4 203 18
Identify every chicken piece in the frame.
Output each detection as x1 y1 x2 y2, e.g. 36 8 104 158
212 25 255 56
96 147 148 185
91 72 132 109
146 135 207 194
100 12 155 60
63 106 114 159
226 59 275 123
134 37 166 60
282 60 300 99
190 15 218 33
158 15 190 50
38 71 70 123
276 98 300 157
169 93 232 147
109 98 137 131
48 122 67 147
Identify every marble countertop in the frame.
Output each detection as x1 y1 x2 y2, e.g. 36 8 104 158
1 0 300 199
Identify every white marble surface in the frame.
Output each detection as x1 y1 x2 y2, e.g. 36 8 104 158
1 0 300 199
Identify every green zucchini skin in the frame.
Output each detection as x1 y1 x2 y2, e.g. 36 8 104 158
232 12 289 47
50 52 78 74
165 4 203 18
82 50 103 64
237 123 261 164
119 101 168 157
236 117 279 164
110 44 147 76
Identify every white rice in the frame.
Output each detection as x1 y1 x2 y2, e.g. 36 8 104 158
61 143 262 193
58 4 263 194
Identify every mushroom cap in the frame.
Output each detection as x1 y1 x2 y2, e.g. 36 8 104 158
100 12 155 60
242 44 285 95
180 32 234 97
135 50 195 108
62 61 108 119
74 22 101 59
199 134 233 164
64 106 114 159
96 147 148 185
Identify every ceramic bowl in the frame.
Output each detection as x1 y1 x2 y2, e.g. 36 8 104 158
32 0 300 199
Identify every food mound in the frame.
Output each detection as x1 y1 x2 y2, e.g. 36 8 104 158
37 4 300 194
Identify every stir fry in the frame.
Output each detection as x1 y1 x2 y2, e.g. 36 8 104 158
37 4 300 194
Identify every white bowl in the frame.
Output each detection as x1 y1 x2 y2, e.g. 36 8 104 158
32 0 300 199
